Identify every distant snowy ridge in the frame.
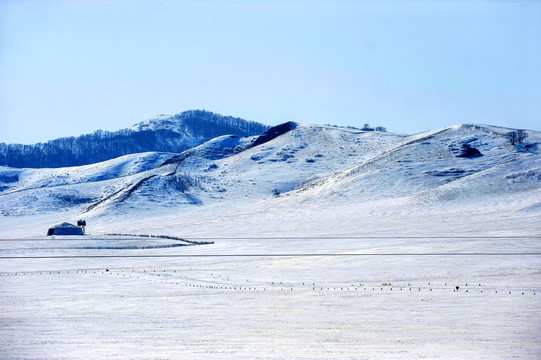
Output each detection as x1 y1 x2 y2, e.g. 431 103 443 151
0 122 539 220
0 110 269 168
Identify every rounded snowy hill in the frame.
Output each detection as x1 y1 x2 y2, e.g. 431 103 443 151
79 123 406 213
291 124 541 202
0 122 539 236
0 152 179 216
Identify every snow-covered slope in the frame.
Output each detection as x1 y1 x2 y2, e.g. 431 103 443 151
291 124 540 203
0 152 178 216
79 124 405 215
0 123 539 233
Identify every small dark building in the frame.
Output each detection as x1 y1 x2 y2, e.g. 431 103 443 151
47 222 84 236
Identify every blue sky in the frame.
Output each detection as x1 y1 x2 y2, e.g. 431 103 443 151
1 0 540 144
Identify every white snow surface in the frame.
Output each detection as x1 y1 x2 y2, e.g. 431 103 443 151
1 123 540 358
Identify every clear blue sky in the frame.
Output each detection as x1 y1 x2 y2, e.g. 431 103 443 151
1 0 540 144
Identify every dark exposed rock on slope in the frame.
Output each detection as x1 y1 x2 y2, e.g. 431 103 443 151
251 121 297 148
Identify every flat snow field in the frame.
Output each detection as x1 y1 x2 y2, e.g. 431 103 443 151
1 232 540 359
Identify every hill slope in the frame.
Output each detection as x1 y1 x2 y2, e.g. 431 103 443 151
291 124 540 203
0 110 269 168
1 123 539 231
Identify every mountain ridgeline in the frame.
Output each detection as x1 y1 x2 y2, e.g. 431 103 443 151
0 110 270 168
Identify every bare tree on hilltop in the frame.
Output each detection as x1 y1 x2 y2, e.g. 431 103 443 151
361 123 387 132
324 123 388 132
505 129 527 145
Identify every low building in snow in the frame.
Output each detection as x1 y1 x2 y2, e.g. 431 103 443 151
47 222 84 236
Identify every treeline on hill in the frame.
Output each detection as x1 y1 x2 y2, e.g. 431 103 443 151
0 110 269 168
324 123 387 132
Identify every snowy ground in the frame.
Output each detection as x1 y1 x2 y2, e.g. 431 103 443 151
1 123 540 358
1 204 540 359
1 258 539 359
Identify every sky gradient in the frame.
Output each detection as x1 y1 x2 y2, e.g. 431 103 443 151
1 0 540 144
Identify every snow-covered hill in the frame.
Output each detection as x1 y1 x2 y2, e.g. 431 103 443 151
291 124 540 204
0 110 269 168
1 122 540 360
0 122 539 237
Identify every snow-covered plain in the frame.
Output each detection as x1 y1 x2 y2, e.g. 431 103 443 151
1 123 540 358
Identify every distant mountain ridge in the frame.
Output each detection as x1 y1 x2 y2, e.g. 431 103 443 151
2 121 539 219
0 110 269 168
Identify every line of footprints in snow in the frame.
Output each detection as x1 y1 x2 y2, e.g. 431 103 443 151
1 269 538 296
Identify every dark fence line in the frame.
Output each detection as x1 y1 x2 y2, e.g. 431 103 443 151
104 233 214 245
0 234 214 244
1 269 537 296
